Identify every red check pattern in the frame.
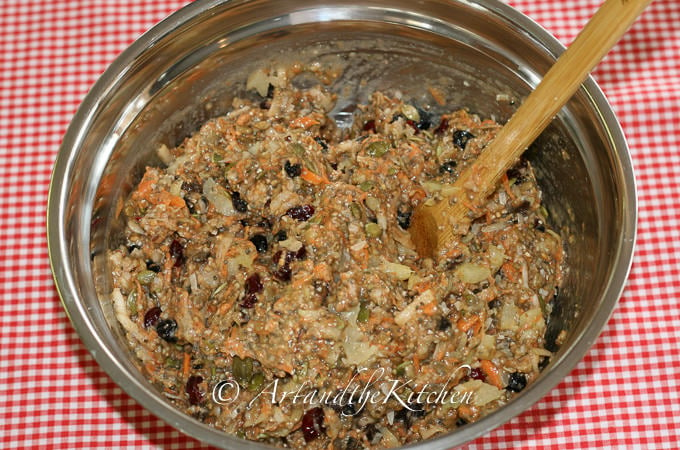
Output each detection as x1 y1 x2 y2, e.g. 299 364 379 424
1 1 678 449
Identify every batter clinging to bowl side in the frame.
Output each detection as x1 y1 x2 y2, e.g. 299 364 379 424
107 65 563 448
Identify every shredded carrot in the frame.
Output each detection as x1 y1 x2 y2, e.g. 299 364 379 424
300 167 329 185
236 112 251 126
502 173 517 201
290 116 320 129
182 352 191 378
428 86 446 106
133 170 158 200
457 315 482 335
457 404 475 421
312 262 332 281
501 261 519 283
413 354 421 374
461 198 481 215
422 300 438 316
158 191 186 208
480 359 504 389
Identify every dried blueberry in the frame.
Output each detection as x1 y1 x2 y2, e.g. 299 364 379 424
186 375 204 405
534 218 546 232
488 299 501 309
249 234 268 253
439 160 457 174
453 130 475 149
143 306 162 328
511 200 532 214
286 205 315 221
365 423 379 444
314 136 328 150
156 319 178 343
126 242 141 252
257 217 272 229
506 166 527 184
395 403 426 428
506 372 527 392
146 260 161 273
416 108 433 130
284 160 302 178
231 191 248 213
301 407 325 442
274 230 288 242
397 207 412 230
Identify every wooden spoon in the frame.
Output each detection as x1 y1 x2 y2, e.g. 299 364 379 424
410 0 652 259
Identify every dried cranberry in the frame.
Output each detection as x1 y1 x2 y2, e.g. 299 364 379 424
273 250 285 265
156 319 178 343
301 407 325 442
186 375 204 405
169 239 185 267
249 234 268 253
362 120 376 132
453 130 475 149
240 293 258 308
293 245 307 260
274 265 292 282
405 119 419 133
434 118 449 134
143 306 162 328
245 273 263 295
469 367 485 381
286 205 315 221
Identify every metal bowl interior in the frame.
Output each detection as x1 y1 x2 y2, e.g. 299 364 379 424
47 0 637 448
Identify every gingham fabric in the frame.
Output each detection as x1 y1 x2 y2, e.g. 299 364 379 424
1 1 678 449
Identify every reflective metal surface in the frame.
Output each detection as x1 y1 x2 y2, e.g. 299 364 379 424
47 0 637 448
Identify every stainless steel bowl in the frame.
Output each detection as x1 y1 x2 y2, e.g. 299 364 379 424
47 0 637 448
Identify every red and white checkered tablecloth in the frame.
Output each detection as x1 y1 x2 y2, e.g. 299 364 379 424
1 1 678 449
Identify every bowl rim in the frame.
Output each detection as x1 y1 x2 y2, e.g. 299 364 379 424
47 0 637 448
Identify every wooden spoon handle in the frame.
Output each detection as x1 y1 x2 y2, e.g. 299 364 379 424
416 0 651 258
462 0 652 197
